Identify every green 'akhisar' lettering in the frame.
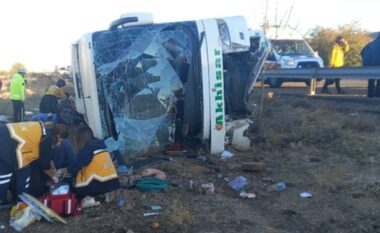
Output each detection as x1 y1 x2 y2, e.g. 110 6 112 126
214 49 224 129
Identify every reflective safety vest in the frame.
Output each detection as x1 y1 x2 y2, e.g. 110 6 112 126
328 42 349 68
75 150 118 188
10 73 26 101
6 122 45 168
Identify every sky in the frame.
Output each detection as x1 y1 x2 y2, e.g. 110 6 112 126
0 0 379 72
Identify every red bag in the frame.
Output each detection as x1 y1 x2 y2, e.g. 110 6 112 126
39 193 80 216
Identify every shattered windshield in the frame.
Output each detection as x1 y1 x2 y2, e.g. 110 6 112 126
92 22 200 157
271 39 314 56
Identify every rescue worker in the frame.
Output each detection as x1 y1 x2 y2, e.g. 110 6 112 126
52 129 75 178
29 123 74 197
39 79 67 114
10 68 26 122
321 36 350 94
69 126 120 198
0 122 67 206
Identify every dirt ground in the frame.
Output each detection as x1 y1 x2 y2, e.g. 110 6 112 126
0 76 379 233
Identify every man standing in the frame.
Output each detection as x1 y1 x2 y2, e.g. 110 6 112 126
321 36 350 94
361 33 380 98
10 68 26 122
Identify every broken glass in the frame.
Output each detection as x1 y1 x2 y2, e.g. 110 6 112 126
92 22 200 157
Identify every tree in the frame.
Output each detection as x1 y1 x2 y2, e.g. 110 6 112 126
307 23 372 67
9 63 27 75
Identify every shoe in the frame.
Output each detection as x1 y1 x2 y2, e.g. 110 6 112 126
337 90 346 94
321 88 330 94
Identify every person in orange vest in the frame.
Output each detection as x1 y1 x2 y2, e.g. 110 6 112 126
0 122 68 206
10 68 26 122
68 126 120 198
321 36 350 94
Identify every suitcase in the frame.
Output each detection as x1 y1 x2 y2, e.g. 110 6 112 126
39 193 80 216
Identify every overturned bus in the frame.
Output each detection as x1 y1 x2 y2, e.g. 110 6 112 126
71 13 268 158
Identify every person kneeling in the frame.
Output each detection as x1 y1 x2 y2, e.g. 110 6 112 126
68 126 120 204
0 122 66 206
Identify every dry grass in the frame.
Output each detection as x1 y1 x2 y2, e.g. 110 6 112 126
167 199 195 230
342 115 377 132
311 166 347 192
332 133 380 158
256 96 380 160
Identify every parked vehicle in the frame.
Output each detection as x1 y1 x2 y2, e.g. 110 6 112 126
252 27 324 88
71 13 267 158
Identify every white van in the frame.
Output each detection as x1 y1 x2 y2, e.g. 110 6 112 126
261 27 324 87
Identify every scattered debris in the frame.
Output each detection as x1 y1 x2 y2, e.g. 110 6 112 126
239 162 267 172
228 176 248 191
10 203 41 231
143 212 160 217
150 221 161 229
266 182 286 192
119 175 142 189
151 205 162 211
299 192 312 198
220 150 234 159
201 183 215 194
141 168 167 180
266 91 274 99
227 119 253 152
117 197 126 207
19 193 67 224
239 191 256 199
81 196 101 208
135 177 171 192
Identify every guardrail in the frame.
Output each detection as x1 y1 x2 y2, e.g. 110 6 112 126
261 67 380 95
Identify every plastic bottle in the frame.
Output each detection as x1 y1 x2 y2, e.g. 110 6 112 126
266 182 286 192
